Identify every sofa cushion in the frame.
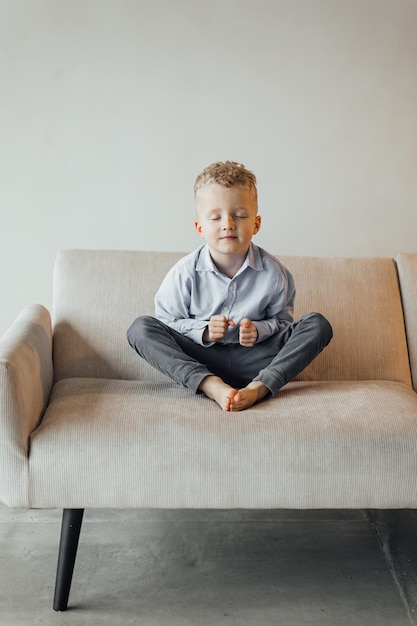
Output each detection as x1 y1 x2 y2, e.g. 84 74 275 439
29 378 417 509
52 251 411 386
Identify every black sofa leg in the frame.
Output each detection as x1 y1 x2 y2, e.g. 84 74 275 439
53 508 84 612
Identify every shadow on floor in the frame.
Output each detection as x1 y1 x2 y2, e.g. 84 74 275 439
1 506 417 625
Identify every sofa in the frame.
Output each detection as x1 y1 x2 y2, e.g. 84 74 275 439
1 249 417 611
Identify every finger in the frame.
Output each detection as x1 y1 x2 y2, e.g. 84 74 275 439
240 338 255 347
210 317 227 328
211 315 228 323
211 320 226 329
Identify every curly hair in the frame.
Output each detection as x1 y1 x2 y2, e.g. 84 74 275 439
194 161 257 201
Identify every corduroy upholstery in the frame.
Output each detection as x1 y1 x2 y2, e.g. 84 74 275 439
0 250 416 509
397 253 417 392
51 251 411 386
29 379 417 510
0 303 52 506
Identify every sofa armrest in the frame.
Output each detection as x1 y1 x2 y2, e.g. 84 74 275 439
0 304 53 506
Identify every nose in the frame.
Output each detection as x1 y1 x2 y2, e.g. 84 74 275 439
222 215 235 230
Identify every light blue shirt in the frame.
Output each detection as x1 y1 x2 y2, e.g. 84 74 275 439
155 243 295 346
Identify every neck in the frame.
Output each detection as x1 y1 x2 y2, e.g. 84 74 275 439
209 249 248 278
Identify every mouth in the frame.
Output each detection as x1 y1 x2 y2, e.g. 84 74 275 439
220 236 238 240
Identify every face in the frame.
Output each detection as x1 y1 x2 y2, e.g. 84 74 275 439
194 183 261 264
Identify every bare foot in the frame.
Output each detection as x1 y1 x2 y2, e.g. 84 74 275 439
229 381 270 412
198 375 237 411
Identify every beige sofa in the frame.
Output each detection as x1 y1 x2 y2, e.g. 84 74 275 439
1 250 417 611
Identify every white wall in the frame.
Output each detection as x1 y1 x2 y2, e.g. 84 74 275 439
1 0 416 336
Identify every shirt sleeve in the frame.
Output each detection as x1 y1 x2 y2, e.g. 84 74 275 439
252 264 296 343
154 264 209 345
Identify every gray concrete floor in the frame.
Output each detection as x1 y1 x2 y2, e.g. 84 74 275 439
1 505 417 625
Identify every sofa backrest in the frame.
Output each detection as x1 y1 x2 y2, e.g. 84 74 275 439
279 255 411 386
397 253 417 391
52 250 412 386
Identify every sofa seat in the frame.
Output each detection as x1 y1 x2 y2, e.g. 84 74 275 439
29 378 417 510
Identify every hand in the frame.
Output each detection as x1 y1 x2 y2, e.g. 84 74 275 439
239 318 258 347
204 315 236 343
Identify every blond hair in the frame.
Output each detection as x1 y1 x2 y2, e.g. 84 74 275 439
194 161 257 201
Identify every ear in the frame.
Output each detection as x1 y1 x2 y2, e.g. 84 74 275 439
253 215 262 235
194 219 205 239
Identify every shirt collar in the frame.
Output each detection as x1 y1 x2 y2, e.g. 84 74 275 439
196 243 263 274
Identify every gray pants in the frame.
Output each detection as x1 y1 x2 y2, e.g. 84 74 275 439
127 313 333 396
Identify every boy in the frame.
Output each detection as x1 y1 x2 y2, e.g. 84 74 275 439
127 161 332 411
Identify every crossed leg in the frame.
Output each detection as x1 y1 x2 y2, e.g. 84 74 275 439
127 313 332 412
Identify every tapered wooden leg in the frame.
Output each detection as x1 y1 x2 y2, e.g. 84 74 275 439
53 508 84 611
